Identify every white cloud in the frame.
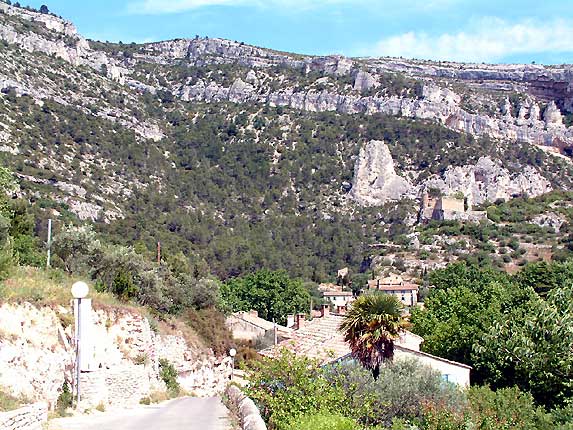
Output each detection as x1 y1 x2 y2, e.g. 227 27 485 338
364 18 573 63
126 0 453 15
128 0 344 14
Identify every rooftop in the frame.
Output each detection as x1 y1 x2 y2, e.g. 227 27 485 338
323 291 354 297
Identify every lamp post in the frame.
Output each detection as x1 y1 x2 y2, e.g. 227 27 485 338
71 281 89 408
229 348 237 381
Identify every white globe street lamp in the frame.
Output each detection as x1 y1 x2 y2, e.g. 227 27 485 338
229 348 237 381
71 281 89 408
71 281 89 299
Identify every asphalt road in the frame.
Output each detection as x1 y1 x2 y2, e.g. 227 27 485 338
49 397 233 430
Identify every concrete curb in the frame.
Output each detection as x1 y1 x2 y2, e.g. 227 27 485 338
225 385 266 430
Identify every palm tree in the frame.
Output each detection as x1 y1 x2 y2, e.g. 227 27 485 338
339 293 408 379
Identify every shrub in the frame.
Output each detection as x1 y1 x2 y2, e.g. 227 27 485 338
158 358 180 397
284 411 359 430
55 382 72 416
326 359 465 427
245 350 349 430
184 307 233 356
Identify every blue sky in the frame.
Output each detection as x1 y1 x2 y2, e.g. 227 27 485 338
25 0 573 64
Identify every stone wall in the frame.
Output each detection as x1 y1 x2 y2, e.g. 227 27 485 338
225 385 266 430
79 365 150 409
0 403 47 430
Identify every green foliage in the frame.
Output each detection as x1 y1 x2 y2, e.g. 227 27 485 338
245 350 350 430
284 412 359 430
56 382 72 416
466 386 554 430
221 270 311 325
326 359 465 427
158 358 180 397
339 293 407 379
475 286 573 408
410 262 534 379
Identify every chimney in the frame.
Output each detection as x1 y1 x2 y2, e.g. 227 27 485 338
249 310 258 317
320 304 329 318
295 313 306 330
286 314 295 328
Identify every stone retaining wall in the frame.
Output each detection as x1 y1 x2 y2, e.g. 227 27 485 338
0 403 47 430
225 385 266 430
79 365 150 409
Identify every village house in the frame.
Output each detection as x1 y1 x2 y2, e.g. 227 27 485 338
322 291 355 314
226 310 292 344
260 310 471 387
368 274 419 307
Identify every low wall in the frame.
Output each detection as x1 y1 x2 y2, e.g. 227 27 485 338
225 385 266 430
0 403 47 430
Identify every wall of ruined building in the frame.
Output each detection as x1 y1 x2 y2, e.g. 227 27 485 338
0 403 47 430
225 315 267 341
437 197 465 213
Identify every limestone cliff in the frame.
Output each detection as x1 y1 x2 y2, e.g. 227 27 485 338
1 3 572 152
423 157 552 206
0 302 231 410
350 140 413 205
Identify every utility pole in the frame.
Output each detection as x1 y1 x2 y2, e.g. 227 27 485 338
46 219 52 268
157 241 161 265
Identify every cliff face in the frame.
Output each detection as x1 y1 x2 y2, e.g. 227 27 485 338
1 3 572 152
350 140 413 205
0 302 230 409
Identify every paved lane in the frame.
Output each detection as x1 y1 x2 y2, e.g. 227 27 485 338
49 397 232 430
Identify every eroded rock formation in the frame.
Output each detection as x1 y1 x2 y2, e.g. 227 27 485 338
350 140 413 205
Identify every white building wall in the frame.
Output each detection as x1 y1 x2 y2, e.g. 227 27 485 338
395 346 471 387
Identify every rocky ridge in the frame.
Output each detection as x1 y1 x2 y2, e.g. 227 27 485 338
350 140 552 206
1 3 572 152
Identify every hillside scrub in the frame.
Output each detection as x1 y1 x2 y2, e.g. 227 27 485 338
245 350 565 429
411 261 573 409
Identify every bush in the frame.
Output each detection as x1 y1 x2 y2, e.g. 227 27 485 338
284 411 359 430
326 359 465 427
184 307 233 356
55 382 72 416
158 358 180 397
245 350 350 430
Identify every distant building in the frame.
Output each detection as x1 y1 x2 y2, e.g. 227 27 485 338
226 310 292 343
322 291 355 314
368 274 419 307
420 190 487 223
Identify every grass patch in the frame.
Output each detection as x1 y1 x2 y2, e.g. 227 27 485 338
0 266 129 308
0 389 23 412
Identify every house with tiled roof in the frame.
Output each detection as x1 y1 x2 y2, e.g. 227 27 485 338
368 274 419 307
260 307 471 386
226 310 292 343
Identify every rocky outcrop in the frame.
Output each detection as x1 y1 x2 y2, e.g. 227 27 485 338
530 212 566 232
353 70 378 92
350 140 413 205
0 302 230 410
423 157 552 205
177 77 573 149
